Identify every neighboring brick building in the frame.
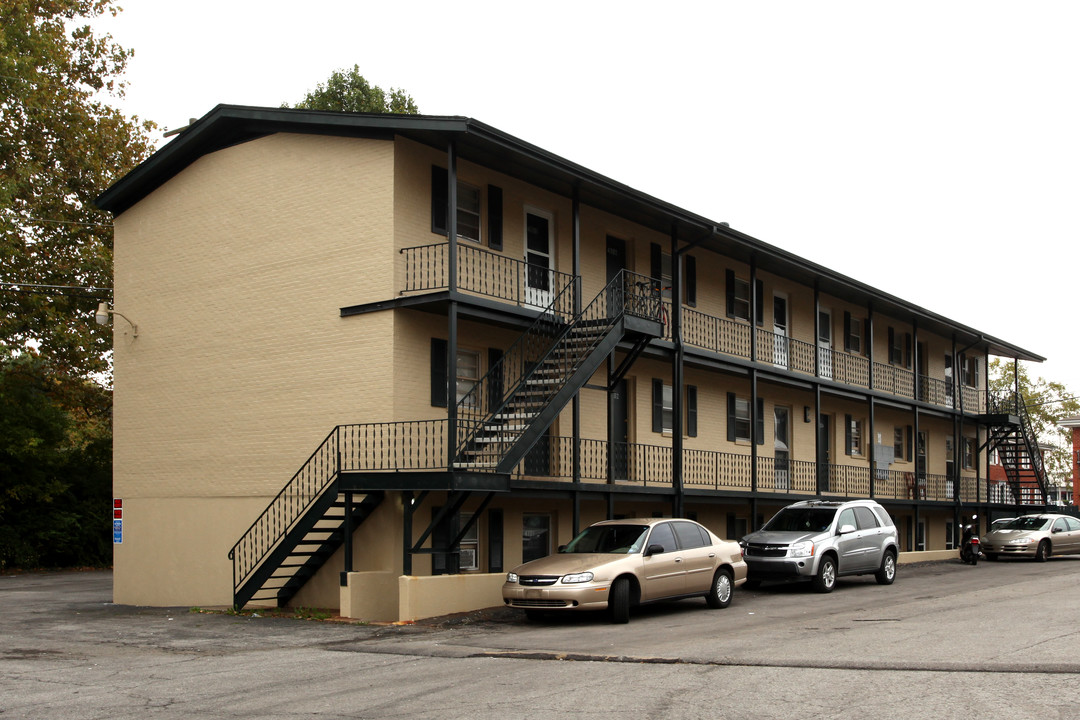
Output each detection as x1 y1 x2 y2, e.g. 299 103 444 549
1059 416 1080 506
96 106 1047 620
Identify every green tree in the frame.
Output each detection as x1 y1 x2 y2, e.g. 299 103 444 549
1 0 156 378
0 354 112 569
284 65 419 114
989 359 1080 485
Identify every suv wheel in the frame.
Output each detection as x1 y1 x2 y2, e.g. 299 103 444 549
875 551 896 585
812 556 837 593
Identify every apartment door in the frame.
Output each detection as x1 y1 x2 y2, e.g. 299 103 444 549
524 209 554 309
773 293 790 368
817 414 832 492
817 309 833 379
609 379 629 480
774 406 791 490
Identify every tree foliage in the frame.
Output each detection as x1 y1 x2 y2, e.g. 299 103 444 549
0 354 112 569
989 358 1080 485
284 65 419 114
1 0 156 378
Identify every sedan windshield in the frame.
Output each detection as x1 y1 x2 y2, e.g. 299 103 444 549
563 525 649 554
998 517 1052 531
764 508 837 533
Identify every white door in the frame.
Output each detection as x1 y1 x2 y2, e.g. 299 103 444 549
773 293 789 368
818 309 833 379
524 209 554 309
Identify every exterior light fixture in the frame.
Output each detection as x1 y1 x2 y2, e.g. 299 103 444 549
95 301 138 338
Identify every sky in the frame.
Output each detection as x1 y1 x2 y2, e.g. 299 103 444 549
95 0 1079 395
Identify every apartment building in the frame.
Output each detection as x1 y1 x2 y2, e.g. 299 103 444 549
96 106 1047 621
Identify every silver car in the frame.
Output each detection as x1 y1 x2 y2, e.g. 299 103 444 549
983 514 1080 561
740 499 898 593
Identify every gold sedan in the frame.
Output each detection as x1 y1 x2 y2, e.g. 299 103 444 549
502 518 747 623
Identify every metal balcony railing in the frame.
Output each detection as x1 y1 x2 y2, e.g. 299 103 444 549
401 242 576 313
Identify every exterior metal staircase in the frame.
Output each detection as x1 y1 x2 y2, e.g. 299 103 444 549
982 392 1049 506
454 270 663 474
228 270 662 610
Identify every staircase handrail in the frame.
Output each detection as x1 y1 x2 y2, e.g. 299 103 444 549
229 426 341 592
1014 393 1048 498
454 269 659 459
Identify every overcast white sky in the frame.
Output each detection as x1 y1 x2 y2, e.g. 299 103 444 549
97 0 1078 394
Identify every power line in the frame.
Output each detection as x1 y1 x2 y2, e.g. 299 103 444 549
0 281 112 299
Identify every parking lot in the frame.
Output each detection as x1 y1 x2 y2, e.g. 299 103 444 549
3 558 1079 719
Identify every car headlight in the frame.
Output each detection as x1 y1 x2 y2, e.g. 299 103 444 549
1008 538 1034 545
790 541 814 558
506 572 519 583
561 572 594 584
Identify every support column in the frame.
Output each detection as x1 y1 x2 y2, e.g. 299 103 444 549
749 255 758 496
402 491 413 576
572 187 581 535
446 140 459 468
671 225 684 518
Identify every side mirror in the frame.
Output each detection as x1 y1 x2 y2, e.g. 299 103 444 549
644 544 666 557
838 524 857 535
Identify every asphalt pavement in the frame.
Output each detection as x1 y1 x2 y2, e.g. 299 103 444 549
3 560 1079 719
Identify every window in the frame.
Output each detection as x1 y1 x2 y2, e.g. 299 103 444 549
456 349 480 407
652 380 697 436
430 166 481 243
522 514 551 563
660 252 673 299
734 397 751 442
845 415 863 456
853 507 880 529
844 312 863 354
838 508 857 530
646 522 677 553
456 182 481 242
459 513 479 571
963 437 976 470
893 427 907 462
888 327 910 367
730 276 750 321
672 521 707 549
727 393 764 444
661 383 673 433
960 354 980 388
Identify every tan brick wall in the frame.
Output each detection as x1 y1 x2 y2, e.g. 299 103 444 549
112 132 398 605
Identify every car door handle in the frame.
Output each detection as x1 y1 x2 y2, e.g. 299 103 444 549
675 557 683 563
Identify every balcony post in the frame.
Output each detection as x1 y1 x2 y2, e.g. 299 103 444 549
813 283 821 378
867 302 874 390
749 254 758 495
402 491 413 576
572 186 581 534
671 224 684 518
446 140 458 467
868 397 876 498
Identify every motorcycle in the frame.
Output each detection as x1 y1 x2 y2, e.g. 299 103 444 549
959 514 980 565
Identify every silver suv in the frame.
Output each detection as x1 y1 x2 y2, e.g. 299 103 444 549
740 500 898 593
